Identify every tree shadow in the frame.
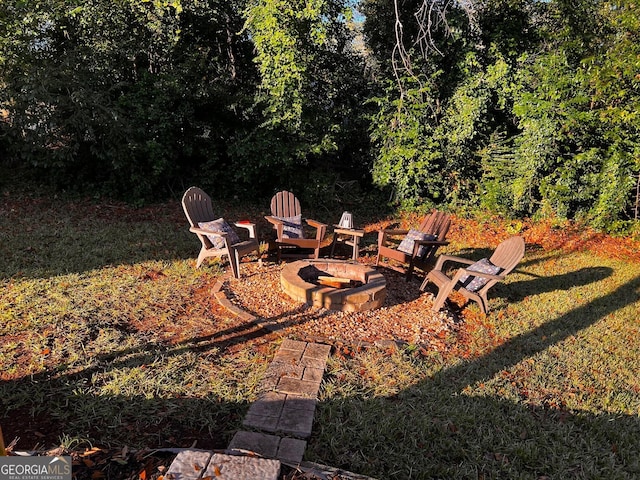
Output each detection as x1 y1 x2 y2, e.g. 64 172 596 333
499 266 613 301
307 274 640 477
0 197 270 280
0 300 331 457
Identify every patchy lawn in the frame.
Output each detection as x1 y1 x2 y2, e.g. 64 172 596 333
1 190 639 479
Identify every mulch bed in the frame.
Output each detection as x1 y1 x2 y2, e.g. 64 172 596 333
220 256 462 351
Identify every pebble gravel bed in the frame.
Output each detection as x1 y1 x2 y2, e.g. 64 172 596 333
221 260 459 349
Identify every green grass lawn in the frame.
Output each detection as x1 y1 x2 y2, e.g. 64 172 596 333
1 191 639 479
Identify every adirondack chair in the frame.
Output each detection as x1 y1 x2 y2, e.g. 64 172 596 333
376 210 451 280
421 236 525 313
265 190 327 261
182 187 259 278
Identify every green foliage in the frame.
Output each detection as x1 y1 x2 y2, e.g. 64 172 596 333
502 1 640 225
369 79 444 208
239 0 372 198
243 0 327 129
366 0 640 229
0 0 257 200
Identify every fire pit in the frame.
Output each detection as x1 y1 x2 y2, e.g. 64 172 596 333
280 260 387 312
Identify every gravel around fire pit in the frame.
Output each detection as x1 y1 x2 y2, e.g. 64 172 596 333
221 259 459 348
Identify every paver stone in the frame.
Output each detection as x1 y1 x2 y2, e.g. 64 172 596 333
228 431 280 458
205 453 280 480
165 450 212 480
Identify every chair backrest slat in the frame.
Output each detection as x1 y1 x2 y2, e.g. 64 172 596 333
490 236 525 274
418 210 451 240
182 186 215 227
271 190 302 217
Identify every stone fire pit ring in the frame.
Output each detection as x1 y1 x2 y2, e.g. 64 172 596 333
280 259 387 312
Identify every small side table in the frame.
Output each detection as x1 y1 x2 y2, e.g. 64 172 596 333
330 227 365 261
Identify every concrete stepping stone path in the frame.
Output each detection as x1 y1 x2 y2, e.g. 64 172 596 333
166 339 332 479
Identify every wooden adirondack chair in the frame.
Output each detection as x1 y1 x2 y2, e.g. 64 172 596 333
182 187 259 278
421 236 525 313
376 210 451 280
265 190 327 261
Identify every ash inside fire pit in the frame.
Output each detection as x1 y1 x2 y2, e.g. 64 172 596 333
281 260 387 312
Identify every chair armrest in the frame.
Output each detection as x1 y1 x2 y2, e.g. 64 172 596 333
433 254 475 271
452 268 505 283
265 215 282 226
189 226 232 249
190 226 226 238
380 229 409 236
305 218 327 229
234 222 257 239
305 218 327 240
414 239 449 246
377 229 409 248
334 227 365 237
264 215 285 239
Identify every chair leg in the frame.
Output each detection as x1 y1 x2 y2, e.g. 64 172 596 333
229 250 241 279
330 233 339 258
431 282 455 312
477 293 489 314
405 261 414 281
196 249 207 268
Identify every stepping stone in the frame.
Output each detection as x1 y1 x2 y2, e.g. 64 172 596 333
246 391 286 418
228 431 280 458
281 339 308 351
205 453 280 480
277 402 315 438
228 431 307 465
273 348 304 364
302 343 331 358
243 412 280 432
277 437 307 465
276 377 321 397
260 363 305 391
302 366 324 383
283 395 317 413
302 343 332 366
165 450 212 480
168 340 339 478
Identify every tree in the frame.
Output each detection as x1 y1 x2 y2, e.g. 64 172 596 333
0 0 256 199
236 0 373 201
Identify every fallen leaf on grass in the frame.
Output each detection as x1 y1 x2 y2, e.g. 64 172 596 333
82 447 103 457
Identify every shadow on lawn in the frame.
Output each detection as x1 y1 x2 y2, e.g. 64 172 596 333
2 271 639 478
500 266 613 302
0 301 330 452
0 195 281 281
308 273 640 477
